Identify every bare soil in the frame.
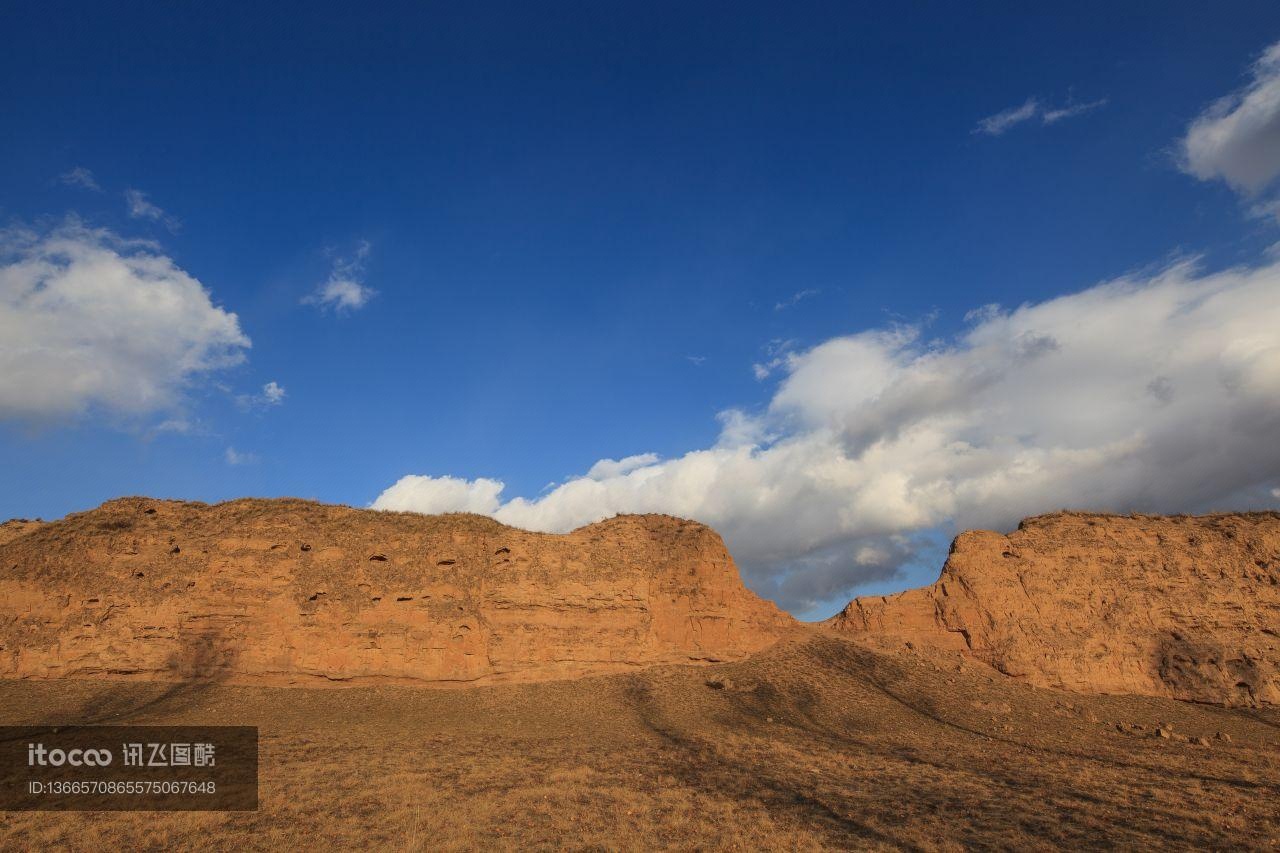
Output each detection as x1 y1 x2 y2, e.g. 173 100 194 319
1 633 1277 850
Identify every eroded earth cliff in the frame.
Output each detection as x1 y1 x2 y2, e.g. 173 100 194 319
828 512 1280 705
0 498 793 686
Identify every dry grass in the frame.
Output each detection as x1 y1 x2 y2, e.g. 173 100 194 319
1 634 1278 850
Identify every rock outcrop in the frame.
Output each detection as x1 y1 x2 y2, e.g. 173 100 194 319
0 498 793 687
827 512 1280 705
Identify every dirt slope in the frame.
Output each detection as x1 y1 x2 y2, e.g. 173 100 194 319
0 497 793 687
0 519 43 547
827 511 1280 705
1 633 1276 849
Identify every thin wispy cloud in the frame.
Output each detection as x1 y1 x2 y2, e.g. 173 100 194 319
1250 197 1280 223
124 188 181 231
975 98 1039 136
774 289 819 311
224 447 258 465
57 167 101 192
303 241 376 313
153 418 193 435
975 95 1108 136
686 355 707 366
1181 39 1280 196
1042 99 1109 124
752 338 798 380
235 381 287 410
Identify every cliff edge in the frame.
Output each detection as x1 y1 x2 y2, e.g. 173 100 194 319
827 511 1280 705
0 498 794 687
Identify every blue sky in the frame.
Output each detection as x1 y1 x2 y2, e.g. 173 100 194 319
4 2 1280 618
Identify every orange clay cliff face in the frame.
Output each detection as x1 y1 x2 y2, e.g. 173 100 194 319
0 498 793 687
827 512 1280 706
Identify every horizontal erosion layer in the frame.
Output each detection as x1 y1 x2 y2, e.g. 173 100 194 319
0 497 795 687
827 511 1280 706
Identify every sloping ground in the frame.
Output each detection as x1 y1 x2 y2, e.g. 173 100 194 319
0 634 1276 849
0 497 792 687
0 520 43 547
828 511 1280 705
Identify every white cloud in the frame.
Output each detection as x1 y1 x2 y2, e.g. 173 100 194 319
1042 99 1109 125
224 447 258 465
963 303 1002 324
153 418 193 434
774 289 819 311
375 258 1280 612
975 98 1039 136
975 95 1107 136
304 241 375 312
1182 40 1280 195
262 381 286 404
124 189 181 231
0 222 249 420
1250 197 1280 224
586 453 661 480
375 475 504 515
57 167 101 192
752 338 798 380
237 380 286 410
310 278 372 311
686 355 707 366
259 379 282 404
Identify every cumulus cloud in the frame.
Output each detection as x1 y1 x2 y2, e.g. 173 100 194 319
375 259 1280 613
124 189 181 231
57 167 101 192
586 453 661 480
375 475 504 515
1182 40 1280 195
0 222 250 421
304 241 375 312
975 95 1107 136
